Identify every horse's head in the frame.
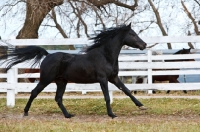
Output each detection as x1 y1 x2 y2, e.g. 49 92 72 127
175 48 191 54
174 48 195 61
182 48 192 54
123 23 146 50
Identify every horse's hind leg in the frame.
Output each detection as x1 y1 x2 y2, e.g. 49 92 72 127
55 80 73 118
166 79 187 94
24 82 49 116
131 76 137 94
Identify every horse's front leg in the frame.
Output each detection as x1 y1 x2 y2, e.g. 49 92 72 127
110 76 147 110
99 78 117 118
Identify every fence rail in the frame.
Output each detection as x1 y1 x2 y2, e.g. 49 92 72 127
0 36 200 107
1 36 200 46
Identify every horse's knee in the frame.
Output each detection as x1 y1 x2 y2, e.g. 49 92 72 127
105 97 110 102
55 96 62 104
30 83 47 99
103 94 110 102
55 96 59 102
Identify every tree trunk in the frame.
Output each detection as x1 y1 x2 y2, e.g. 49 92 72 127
187 31 195 49
17 0 63 38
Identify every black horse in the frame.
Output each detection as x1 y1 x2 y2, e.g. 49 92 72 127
133 48 194 94
153 48 194 94
0 23 147 118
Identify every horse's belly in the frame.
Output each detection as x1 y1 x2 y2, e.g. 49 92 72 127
65 69 98 83
68 76 97 84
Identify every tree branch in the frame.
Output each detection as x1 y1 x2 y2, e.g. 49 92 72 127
69 1 90 37
181 0 200 35
148 0 172 49
147 43 159 48
194 0 200 6
51 8 75 50
91 5 106 30
187 31 195 49
85 0 138 11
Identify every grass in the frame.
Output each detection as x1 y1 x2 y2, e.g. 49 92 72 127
1 98 200 116
0 98 200 132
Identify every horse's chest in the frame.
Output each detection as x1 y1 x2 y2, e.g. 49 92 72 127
110 69 118 77
105 64 119 77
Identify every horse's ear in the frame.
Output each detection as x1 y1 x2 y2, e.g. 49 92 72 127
128 23 131 28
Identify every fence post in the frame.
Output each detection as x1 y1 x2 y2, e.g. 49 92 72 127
6 68 17 107
82 90 87 94
147 50 153 94
14 68 18 94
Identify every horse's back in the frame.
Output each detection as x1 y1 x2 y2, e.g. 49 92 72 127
41 52 73 66
39 52 75 80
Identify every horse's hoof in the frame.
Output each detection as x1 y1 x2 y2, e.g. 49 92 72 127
111 115 117 119
112 116 118 119
24 112 28 117
108 114 117 119
65 114 75 118
138 106 148 110
183 90 187 94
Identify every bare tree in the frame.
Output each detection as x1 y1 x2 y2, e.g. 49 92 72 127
0 0 144 40
148 0 172 49
50 8 75 49
181 0 199 49
69 1 90 38
6 0 64 82
181 0 200 35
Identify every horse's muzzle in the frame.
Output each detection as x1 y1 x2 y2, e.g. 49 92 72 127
139 43 147 50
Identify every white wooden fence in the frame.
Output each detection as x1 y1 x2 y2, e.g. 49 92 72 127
0 36 200 107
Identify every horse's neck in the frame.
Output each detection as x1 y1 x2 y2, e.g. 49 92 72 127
103 38 123 64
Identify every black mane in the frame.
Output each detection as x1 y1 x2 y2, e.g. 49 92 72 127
84 24 129 53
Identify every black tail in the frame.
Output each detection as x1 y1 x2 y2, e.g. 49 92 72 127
0 46 49 72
